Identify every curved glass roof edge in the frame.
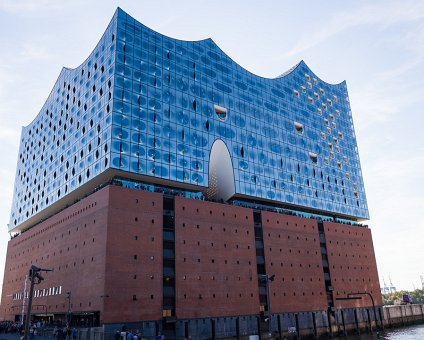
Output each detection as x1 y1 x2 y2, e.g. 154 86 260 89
8 7 369 231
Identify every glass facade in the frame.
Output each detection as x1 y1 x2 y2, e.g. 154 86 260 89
9 8 369 231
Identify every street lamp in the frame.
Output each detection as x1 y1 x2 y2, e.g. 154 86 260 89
347 292 379 332
66 291 72 327
336 291 380 332
24 266 53 340
258 274 275 338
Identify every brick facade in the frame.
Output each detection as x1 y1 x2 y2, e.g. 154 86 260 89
174 197 259 318
324 221 382 309
0 186 382 324
262 212 328 312
1 186 110 322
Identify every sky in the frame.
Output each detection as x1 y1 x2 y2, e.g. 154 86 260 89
0 0 423 294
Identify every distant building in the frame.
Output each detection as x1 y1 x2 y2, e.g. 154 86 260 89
1 8 382 338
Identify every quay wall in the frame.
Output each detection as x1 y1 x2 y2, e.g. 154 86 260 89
383 304 424 328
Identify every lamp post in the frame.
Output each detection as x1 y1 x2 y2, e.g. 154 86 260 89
336 291 380 332
22 275 28 325
24 266 53 340
347 292 379 331
66 291 72 327
258 274 275 338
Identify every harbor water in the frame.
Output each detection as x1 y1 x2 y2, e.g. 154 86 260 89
336 323 424 339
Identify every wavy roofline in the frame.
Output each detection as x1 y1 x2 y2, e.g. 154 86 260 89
119 7 346 85
22 9 118 130
23 7 346 130
276 59 346 87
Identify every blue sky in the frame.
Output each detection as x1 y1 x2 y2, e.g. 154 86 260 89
0 0 423 293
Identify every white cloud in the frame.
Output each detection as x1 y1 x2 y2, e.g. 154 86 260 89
281 1 424 58
352 83 421 130
18 43 52 62
364 147 424 290
372 150 422 173
0 126 21 143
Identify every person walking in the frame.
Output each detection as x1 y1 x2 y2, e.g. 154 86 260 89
72 328 77 340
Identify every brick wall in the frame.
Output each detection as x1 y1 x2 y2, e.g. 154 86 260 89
324 221 382 308
0 186 383 323
1 186 110 321
262 212 327 312
174 197 259 318
103 186 164 322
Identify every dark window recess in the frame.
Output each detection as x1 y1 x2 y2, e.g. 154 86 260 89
317 220 335 311
163 215 175 230
163 248 175 259
163 230 174 241
254 227 262 239
162 196 176 336
162 270 174 282
254 210 271 315
163 197 174 210
163 277 175 286
163 297 174 309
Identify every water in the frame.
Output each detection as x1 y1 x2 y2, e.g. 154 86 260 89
337 324 424 339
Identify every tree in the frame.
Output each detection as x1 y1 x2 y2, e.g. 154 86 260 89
383 289 424 305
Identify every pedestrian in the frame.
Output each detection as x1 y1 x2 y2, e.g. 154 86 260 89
57 327 63 340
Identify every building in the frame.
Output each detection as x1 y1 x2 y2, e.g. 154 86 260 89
1 8 382 338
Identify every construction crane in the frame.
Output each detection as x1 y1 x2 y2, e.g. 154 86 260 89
381 277 390 295
389 277 396 293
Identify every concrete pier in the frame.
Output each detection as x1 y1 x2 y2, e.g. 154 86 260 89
383 304 424 328
266 305 424 338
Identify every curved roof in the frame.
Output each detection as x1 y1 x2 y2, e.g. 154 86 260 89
23 7 347 130
10 7 368 232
